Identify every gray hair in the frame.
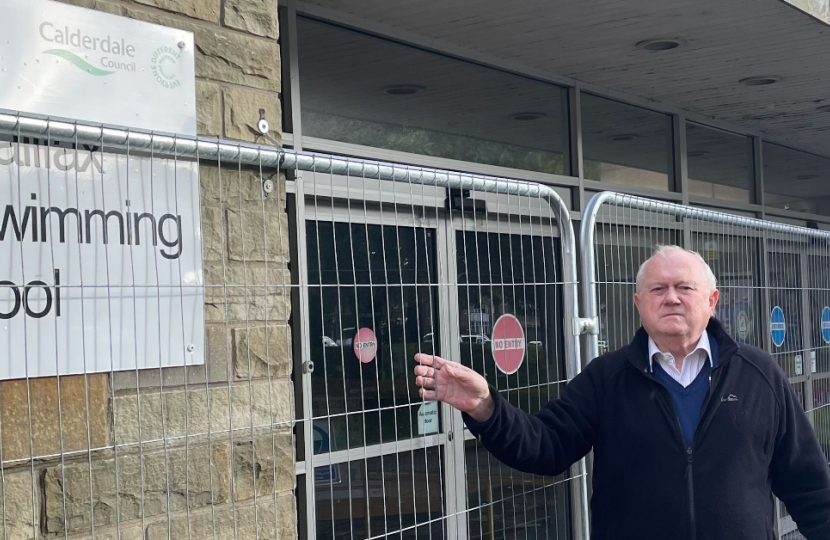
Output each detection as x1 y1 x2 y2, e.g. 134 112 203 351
635 245 717 293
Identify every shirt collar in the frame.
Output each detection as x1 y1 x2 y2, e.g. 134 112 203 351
647 330 712 372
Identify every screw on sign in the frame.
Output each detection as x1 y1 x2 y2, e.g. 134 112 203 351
353 327 377 363
491 314 526 375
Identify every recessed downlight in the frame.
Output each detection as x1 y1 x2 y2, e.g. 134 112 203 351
739 76 780 86
511 112 547 121
796 174 818 180
687 150 711 158
383 84 425 96
636 38 682 51
609 134 639 142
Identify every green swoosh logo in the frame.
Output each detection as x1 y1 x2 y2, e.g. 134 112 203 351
43 49 114 76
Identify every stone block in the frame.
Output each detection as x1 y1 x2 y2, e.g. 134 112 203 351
0 470 39 540
133 0 220 23
201 166 286 208
233 325 292 380
201 206 226 262
56 0 123 15
196 28 281 91
223 86 282 144
0 374 110 461
222 0 279 39
123 6 200 33
204 263 291 323
233 429 294 502
226 209 289 263
196 80 222 137
43 443 231 534
112 325 230 391
113 379 293 446
145 492 295 539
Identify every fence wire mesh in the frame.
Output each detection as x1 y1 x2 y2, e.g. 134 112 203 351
581 192 830 540
0 112 294 540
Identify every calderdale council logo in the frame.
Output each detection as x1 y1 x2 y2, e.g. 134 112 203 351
150 46 181 89
38 22 137 75
43 49 113 76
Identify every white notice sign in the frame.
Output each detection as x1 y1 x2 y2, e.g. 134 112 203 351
418 401 439 435
0 140 204 379
0 0 196 135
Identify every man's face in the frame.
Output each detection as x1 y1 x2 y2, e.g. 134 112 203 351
633 251 719 342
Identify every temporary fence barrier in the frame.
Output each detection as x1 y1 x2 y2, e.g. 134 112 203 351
580 191 830 540
0 111 590 540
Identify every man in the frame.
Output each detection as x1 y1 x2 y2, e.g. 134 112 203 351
414 245 830 539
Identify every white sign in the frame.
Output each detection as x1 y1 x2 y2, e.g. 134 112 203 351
0 0 196 135
811 350 817 374
417 401 439 435
795 354 803 376
0 140 204 379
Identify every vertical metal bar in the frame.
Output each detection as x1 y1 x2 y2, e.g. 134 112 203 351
569 85 585 212
674 114 689 205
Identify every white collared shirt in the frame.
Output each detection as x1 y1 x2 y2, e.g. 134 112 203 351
648 331 712 388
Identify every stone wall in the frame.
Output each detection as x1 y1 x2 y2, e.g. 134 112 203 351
786 0 830 24
1 1 293 538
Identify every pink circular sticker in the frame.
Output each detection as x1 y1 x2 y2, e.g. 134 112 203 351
353 327 377 363
491 314 526 375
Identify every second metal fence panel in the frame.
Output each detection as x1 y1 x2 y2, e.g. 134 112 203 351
580 191 830 540
282 149 589 540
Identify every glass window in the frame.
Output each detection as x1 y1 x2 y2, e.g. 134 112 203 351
581 93 673 191
686 123 753 203
307 221 439 454
763 143 830 216
297 18 570 175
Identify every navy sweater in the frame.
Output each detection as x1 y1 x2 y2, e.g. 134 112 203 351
463 319 830 540
652 338 718 446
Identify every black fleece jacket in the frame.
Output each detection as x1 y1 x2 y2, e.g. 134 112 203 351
463 319 830 540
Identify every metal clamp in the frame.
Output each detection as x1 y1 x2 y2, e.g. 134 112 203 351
303 361 315 374
573 317 599 336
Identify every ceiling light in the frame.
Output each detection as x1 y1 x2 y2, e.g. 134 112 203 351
796 174 818 180
739 76 780 86
818 105 830 112
609 134 639 142
511 112 547 121
383 84 425 96
636 39 682 51
687 151 711 158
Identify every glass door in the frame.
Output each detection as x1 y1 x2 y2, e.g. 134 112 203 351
305 202 447 540
447 209 575 540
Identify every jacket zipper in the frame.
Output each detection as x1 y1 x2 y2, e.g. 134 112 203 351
639 367 714 540
687 447 695 540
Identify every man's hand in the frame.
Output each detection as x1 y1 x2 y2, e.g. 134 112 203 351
414 354 494 422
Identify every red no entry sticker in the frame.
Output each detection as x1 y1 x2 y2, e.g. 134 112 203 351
491 314 525 375
353 327 377 363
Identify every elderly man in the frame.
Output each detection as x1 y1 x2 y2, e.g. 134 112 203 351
414 245 830 539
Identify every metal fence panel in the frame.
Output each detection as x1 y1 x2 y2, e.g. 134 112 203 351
580 191 830 540
0 111 590 540
0 112 294 540
284 150 589 540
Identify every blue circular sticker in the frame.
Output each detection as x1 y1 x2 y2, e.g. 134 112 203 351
770 306 786 348
821 307 830 344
